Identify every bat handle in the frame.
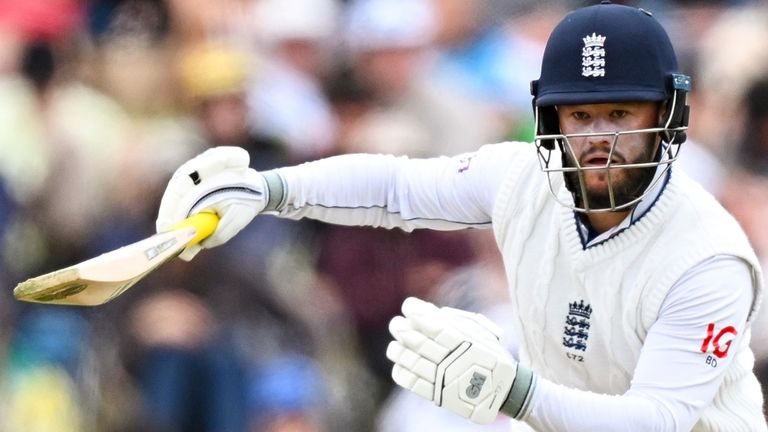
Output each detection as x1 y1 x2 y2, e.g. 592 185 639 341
172 212 220 245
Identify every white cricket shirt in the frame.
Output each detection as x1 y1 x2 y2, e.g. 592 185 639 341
268 141 765 431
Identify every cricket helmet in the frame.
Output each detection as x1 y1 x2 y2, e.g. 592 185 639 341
530 1 691 213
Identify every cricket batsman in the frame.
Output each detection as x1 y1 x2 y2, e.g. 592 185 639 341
156 2 766 430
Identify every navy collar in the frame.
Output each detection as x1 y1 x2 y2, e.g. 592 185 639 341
575 165 672 249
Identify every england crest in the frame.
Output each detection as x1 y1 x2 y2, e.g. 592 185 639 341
582 32 606 77
563 299 592 352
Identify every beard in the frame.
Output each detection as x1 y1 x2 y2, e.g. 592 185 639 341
562 137 659 211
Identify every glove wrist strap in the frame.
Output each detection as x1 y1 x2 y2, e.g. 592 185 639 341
262 170 286 212
499 365 537 420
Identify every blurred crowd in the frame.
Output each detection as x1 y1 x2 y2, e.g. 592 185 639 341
0 0 767 431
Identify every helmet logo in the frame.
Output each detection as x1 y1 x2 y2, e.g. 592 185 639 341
582 33 607 78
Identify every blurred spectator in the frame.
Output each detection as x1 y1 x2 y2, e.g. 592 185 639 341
0 307 89 432
21 41 135 265
719 75 768 285
87 1 205 252
0 0 83 44
246 0 340 162
318 41 480 385
717 74 768 415
176 41 283 160
121 289 248 432
428 0 567 142
733 77 768 176
323 65 376 155
0 18 139 432
107 38 330 432
247 355 327 431
315 225 476 376
675 138 726 196
0 30 135 264
342 0 498 157
686 4 768 158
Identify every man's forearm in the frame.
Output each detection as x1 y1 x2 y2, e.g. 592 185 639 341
523 379 683 432
262 153 493 231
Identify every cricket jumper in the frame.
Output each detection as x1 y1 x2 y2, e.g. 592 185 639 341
492 148 765 431
268 142 765 430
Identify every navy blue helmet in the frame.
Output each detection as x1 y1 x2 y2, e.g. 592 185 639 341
535 3 684 106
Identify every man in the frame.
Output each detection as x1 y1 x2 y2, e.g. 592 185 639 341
156 2 766 430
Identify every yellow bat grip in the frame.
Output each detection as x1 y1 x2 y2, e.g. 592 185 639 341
171 212 220 246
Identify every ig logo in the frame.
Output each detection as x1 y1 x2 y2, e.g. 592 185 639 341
700 323 737 359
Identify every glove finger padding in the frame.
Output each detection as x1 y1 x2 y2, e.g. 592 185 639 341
389 316 451 364
158 147 250 230
391 362 434 401
175 146 250 184
386 341 438 383
440 306 504 340
401 296 441 322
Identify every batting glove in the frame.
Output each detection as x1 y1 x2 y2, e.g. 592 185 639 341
156 146 267 260
387 297 537 424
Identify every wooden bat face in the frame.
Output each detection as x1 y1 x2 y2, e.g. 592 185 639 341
13 213 218 306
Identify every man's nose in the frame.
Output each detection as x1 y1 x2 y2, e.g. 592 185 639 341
581 119 614 146
585 131 612 149
583 117 616 137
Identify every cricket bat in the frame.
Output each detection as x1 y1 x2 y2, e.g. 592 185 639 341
13 212 219 306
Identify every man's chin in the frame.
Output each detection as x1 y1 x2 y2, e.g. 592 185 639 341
582 187 638 210
563 169 649 210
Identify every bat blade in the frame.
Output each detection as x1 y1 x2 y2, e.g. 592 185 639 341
13 213 219 306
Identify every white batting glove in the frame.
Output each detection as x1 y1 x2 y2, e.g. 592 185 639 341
387 297 537 424
156 146 267 260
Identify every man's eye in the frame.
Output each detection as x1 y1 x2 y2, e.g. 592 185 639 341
611 110 629 118
572 112 589 120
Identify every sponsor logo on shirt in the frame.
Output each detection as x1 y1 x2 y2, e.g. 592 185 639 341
700 322 737 359
458 154 476 173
